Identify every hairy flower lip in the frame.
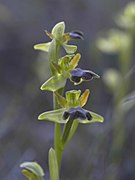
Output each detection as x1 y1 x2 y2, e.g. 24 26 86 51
70 76 81 83
70 68 100 83
63 107 92 121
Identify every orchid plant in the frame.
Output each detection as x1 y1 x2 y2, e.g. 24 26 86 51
20 22 104 180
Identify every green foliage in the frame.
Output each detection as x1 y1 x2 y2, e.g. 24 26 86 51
96 30 131 54
116 2 135 29
96 2 135 180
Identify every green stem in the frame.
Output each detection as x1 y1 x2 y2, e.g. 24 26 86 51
49 40 64 170
107 46 132 180
53 89 64 169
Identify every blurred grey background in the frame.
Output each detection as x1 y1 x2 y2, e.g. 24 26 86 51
0 0 135 180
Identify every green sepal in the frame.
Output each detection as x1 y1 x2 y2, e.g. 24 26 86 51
63 43 77 54
40 74 66 92
51 21 65 42
48 39 59 64
49 148 59 180
38 108 66 123
34 42 51 52
38 108 104 124
20 162 45 180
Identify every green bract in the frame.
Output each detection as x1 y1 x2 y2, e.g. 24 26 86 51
40 53 100 92
49 148 59 180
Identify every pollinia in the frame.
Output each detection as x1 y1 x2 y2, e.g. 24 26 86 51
20 22 104 180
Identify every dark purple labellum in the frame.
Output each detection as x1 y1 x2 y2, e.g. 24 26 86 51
63 107 92 121
69 31 84 40
86 112 92 120
70 68 83 77
63 111 70 120
70 68 83 83
82 71 93 81
70 68 100 83
70 76 81 83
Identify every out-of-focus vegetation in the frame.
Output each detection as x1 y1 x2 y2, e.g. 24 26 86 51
0 0 135 180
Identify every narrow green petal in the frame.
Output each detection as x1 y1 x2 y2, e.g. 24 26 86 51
79 89 90 107
69 53 81 70
34 42 51 52
41 74 66 92
38 108 67 123
63 44 77 54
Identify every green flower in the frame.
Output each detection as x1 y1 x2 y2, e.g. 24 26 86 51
34 22 82 54
96 29 131 54
40 54 100 91
116 2 135 29
38 90 104 124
